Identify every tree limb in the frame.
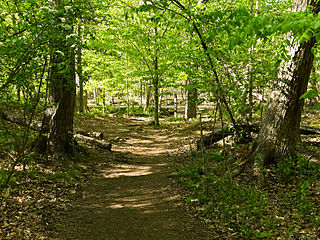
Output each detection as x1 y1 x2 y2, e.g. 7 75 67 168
198 123 320 149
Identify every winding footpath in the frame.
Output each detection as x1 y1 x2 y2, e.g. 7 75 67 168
56 117 213 240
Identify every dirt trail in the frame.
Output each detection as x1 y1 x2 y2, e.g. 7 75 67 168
56 117 213 240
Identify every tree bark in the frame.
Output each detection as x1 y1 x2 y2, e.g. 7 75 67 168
153 59 160 126
78 24 84 113
159 89 163 112
153 27 160 126
140 79 143 106
0 109 42 131
84 90 88 113
35 0 76 156
126 71 130 117
253 0 320 168
145 86 151 112
185 81 197 119
174 92 178 118
198 123 320 150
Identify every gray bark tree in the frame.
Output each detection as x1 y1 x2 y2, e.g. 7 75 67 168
253 0 320 174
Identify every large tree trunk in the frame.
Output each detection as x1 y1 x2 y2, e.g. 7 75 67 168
35 0 76 156
254 0 319 169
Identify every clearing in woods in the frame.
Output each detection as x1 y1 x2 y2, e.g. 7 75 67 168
55 115 213 240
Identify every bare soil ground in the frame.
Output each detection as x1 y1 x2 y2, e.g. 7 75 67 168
54 115 214 240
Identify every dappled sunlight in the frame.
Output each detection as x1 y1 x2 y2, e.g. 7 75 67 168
108 202 153 209
49 116 216 239
81 154 181 214
116 146 170 156
93 186 180 214
82 118 186 215
101 164 153 178
113 134 180 156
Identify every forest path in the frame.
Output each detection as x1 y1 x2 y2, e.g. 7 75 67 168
56 116 213 240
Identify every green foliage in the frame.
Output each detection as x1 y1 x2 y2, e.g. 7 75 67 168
177 150 320 238
0 165 80 190
276 154 320 181
28 169 80 181
166 116 183 122
177 159 270 238
300 89 318 100
0 170 9 188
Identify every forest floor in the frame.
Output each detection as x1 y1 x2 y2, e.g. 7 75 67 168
1 112 320 239
53 115 214 240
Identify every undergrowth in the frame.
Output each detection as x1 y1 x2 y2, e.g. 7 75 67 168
84 105 150 117
177 148 320 239
0 162 82 190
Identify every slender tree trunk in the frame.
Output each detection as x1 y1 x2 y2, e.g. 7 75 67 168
78 24 84 113
153 26 160 126
159 89 162 112
126 73 130 117
174 92 178 118
93 88 97 105
153 56 160 126
84 90 88 113
102 90 106 114
145 86 151 112
165 92 168 105
185 80 197 119
140 80 143 106
248 48 253 122
253 0 320 170
17 87 21 102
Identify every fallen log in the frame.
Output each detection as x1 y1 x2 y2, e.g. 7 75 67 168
300 125 320 135
76 130 104 140
198 125 233 150
0 109 111 151
198 123 320 149
0 109 41 131
74 134 112 151
197 123 260 150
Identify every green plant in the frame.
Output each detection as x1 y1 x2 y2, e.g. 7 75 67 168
203 151 224 162
288 181 314 214
0 170 8 188
167 116 183 122
277 154 320 181
177 159 272 237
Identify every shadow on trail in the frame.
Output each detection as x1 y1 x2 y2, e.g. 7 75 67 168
56 118 213 240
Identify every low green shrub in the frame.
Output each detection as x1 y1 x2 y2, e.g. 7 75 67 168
176 150 320 239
